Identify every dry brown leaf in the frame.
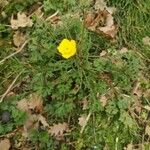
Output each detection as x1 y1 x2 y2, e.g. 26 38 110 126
144 105 150 111
144 89 150 99
22 114 38 137
94 0 107 10
81 97 88 110
120 47 128 54
22 148 31 150
78 114 87 127
124 143 143 150
124 143 133 150
13 31 26 47
1 11 7 18
0 0 8 7
84 10 106 31
17 98 29 112
38 114 49 128
133 96 142 114
106 7 116 15
49 123 69 140
33 6 44 18
17 93 43 113
22 114 49 137
98 25 117 39
10 12 33 29
145 125 150 136
132 82 142 97
142 36 150 46
99 95 108 107
28 93 43 113
84 12 95 29
17 93 44 137
100 50 107 56
0 139 11 150
85 1 117 39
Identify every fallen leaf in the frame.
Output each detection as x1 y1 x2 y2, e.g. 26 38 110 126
22 114 49 138
94 0 107 11
145 125 150 136
13 31 26 47
132 82 142 97
100 50 107 56
84 12 95 29
99 94 108 107
17 93 43 113
98 25 117 39
84 10 106 31
17 98 29 112
28 93 43 113
82 98 88 110
124 143 143 150
144 89 150 99
0 0 9 7
133 96 142 114
78 114 87 127
10 12 33 29
144 105 150 111
125 143 133 150
49 123 69 140
120 47 128 54
1 11 7 18
22 148 31 150
142 36 150 46
0 139 11 150
22 114 39 137
85 1 117 39
72 84 80 94
38 114 49 128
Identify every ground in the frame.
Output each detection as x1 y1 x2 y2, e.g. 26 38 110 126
0 0 150 150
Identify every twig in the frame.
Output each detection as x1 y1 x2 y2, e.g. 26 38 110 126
45 11 59 21
0 71 22 103
80 112 92 134
29 5 44 18
0 128 21 138
0 40 28 65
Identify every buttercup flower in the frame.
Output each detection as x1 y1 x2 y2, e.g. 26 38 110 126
57 39 77 59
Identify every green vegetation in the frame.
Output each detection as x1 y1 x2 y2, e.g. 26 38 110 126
0 0 150 149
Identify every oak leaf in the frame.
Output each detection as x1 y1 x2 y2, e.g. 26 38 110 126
38 114 49 128
13 31 26 47
17 93 43 113
78 114 87 127
85 1 117 39
82 98 88 110
0 139 11 150
10 12 33 29
142 36 150 46
99 95 108 107
49 123 69 140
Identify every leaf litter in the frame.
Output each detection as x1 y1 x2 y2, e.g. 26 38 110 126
17 93 69 140
10 12 33 29
84 0 117 39
48 123 69 140
17 93 48 137
0 139 11 150
78 114 87 127
13 30 26 48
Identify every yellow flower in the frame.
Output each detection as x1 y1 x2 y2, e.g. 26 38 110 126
57 39 77 59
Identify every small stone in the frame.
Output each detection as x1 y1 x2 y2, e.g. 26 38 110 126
1 111 11 123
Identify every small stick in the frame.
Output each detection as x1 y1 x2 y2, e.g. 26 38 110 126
80 112 91 134
0 40 28 65
45 11 59 21
0 71 22 103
